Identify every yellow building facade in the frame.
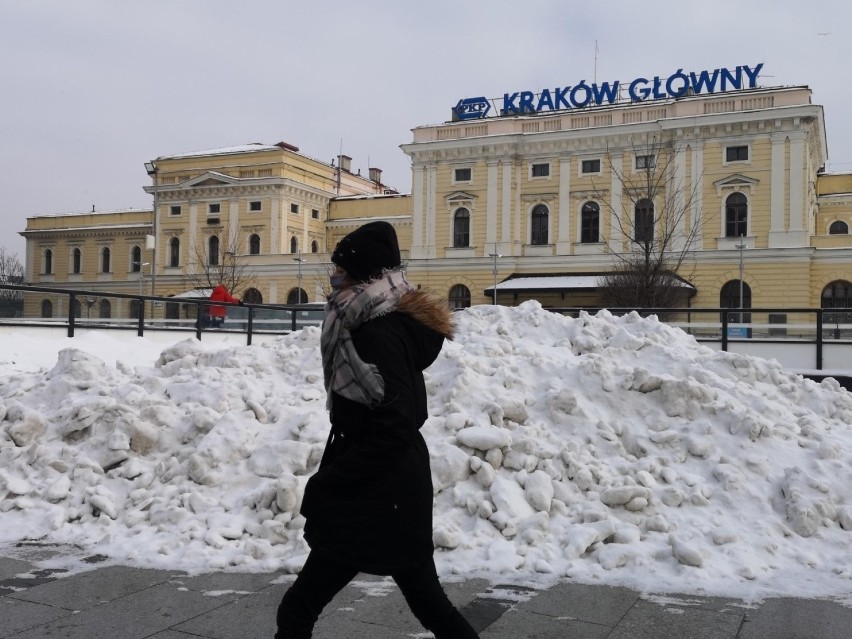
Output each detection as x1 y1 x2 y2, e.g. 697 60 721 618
19 68 852 322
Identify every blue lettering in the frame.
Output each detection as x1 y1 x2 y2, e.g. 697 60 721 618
720 66 742 91
591 81 619 105
742 63 763 88
689 69 720 94
502 92 520 114
629 78 651 101
570 82 592 108
652 76 666 99
554 86 571 109
519 91 536 113
536 89 555 111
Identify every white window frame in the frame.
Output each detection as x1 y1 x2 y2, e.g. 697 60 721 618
634 154 656 171
249 200 262 212
723 143 751 166
452 166 473 184
579 157 602 176
529 162 551 180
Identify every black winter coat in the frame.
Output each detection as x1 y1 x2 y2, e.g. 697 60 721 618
300 290 454 575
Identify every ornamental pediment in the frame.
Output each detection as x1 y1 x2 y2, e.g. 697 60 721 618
183 171 242 188
445 191 477 204
714 173 759 195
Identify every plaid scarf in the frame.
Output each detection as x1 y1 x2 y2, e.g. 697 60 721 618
321 270 413 409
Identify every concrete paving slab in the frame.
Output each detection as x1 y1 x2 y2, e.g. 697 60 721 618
11 565 179 611
171 583 281 639
606 597 745 639
0 556 34 581
0 597 73 638
481 608 611 638
515 581 639 626
6 578 245 639
738 597 852 639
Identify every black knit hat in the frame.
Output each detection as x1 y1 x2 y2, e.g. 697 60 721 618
331 221 401 282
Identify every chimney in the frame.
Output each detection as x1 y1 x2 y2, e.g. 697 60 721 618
369 167 382 184
337 154 352 173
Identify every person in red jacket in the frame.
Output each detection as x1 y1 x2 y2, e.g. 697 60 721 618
207 284 240 328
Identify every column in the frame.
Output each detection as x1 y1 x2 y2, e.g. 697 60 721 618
557 156 572 254
486 160 499 247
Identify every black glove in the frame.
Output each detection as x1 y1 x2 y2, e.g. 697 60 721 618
238 300 245 306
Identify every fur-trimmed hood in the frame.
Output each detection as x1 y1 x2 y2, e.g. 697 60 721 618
396 289 455 340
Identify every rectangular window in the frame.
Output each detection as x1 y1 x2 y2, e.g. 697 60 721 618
208 203 220 214
290 203 300 215
726 145 749 162
635 154 656 170
531 163 550 178
311 209 320 219
454 167 472 182
581 159 601 174
249 201 262 212
170 205 182 216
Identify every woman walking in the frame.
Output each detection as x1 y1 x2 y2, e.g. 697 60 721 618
275 221 478 638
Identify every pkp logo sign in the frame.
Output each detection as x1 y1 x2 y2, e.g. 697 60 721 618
453 97 491 121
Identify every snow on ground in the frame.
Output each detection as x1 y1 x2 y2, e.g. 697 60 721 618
1 301 851 604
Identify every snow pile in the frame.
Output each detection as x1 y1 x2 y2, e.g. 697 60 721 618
1 301 851 602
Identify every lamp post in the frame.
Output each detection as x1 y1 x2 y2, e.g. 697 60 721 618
488 243 502 306
136 262 150 297
144 161 158 316
736 240 747 325
293 251 306 303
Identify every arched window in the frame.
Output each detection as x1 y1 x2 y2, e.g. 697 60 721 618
531 204 549 245
290 236 298 254
43 249 53 274
131 246 142 272
169 237 180 267
99 299 111 319
829 221 849 235
243 287 263 304
821 280 852 325
287 288 307 304
581 201 600 243
249 234 261 255
208 236 220 266
634 199 654 243
448 284 471 310
311 240 319 253
41 299 53 318
725 192 748 238
720 279 752 324
72 248 82 274
453 208 470 248
101 247 111 273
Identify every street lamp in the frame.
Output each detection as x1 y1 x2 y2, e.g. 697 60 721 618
144 161 158 304
488 242 502 306
736 240 747 325
136 262 150 297
293 250 306 304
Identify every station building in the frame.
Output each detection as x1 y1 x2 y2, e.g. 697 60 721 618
19 64 852 324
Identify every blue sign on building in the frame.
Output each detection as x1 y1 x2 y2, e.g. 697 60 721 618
454 63 764 120
453 97 491 121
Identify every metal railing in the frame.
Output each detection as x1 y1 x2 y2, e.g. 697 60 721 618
3 284 852 371
0 283 324 346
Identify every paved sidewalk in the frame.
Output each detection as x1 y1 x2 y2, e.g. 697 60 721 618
1 546 851 638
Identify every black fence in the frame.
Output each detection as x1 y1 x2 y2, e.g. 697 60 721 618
0 283 324 346
3 284 852 371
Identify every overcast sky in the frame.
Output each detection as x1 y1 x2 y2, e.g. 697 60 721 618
1 0 849 260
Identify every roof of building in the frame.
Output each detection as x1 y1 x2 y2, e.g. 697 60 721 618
484 274 696 293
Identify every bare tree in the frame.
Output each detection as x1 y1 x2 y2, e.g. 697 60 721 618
0 247 24 317
592 137 703 311
187 228 256 297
